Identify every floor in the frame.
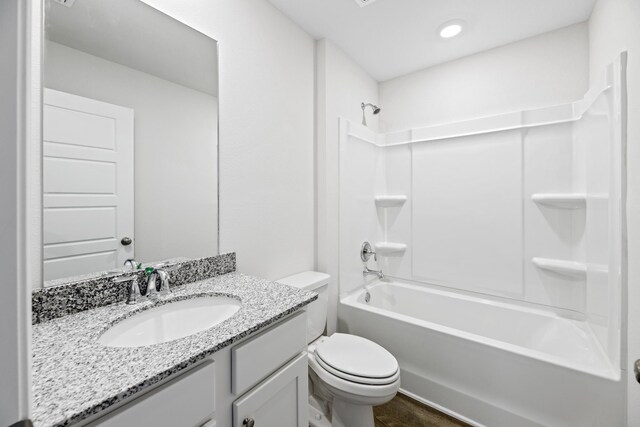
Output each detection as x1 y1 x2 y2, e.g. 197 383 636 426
373 393 471 427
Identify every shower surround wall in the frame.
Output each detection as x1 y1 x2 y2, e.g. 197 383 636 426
338 57 625 425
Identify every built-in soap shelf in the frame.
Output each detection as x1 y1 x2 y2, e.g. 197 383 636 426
532 257 586 279
531 193 586 209
374 242 407 255
374 195 407 208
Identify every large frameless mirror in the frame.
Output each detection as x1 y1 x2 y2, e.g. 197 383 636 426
41 0 219 286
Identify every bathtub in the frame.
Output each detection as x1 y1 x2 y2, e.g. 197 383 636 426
340 281 624 427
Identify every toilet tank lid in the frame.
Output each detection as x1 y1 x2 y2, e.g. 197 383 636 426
277 271 330 291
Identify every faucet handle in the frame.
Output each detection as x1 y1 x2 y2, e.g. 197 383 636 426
361 241 377 262
144 268 160 299
112 274 141 305
126 277 140 305
156 269 171 295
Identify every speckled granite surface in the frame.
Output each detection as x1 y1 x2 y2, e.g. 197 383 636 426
32 272 317 427
33 253 236 324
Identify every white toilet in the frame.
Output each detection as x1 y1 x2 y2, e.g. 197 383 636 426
278 271 400 427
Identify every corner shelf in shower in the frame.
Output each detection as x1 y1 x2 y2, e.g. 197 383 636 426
374 242 407 255
531 193 586 209
532 257 587 279
374 195 407 208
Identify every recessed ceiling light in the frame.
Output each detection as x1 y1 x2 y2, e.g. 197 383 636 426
439 21 464 39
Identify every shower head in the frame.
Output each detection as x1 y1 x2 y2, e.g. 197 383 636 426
362 102 381 114
361 102 381 126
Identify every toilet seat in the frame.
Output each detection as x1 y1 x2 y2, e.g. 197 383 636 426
308 351 400 401
313 334 399 385
315 333 399 378
315 355 399 385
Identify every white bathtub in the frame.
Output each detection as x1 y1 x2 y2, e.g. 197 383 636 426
340 281 624 427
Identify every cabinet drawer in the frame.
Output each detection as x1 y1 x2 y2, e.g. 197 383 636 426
232 311 306 395
91 360 215 427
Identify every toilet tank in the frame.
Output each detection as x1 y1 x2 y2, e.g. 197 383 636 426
277 271 329 344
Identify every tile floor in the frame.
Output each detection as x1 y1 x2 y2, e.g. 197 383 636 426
373 393 471 427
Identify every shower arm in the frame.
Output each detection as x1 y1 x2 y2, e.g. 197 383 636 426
361 102 368 126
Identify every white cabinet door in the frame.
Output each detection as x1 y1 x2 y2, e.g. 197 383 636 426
42 89 134 281
233 353 308 427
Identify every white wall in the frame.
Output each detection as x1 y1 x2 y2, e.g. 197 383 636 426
588 0 640 423
0 0 35 423
140 0 316 280
316 39 379 334
380 23 589 132
45 41 218 266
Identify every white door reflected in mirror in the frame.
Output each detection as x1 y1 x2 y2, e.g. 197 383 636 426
43 89 134 281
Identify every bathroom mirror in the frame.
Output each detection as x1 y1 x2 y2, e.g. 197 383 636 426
41 0 219 285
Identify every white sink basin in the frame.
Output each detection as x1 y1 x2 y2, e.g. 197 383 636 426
98 296 242 348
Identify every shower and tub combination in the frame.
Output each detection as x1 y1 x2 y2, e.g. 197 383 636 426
338 57 626 427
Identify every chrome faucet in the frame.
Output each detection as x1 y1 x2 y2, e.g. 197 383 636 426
361 241 384 279
145 268 171 299
363 266 384 279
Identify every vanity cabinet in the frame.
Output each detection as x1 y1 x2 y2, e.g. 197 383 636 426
85 311 308 427
231 311 308 427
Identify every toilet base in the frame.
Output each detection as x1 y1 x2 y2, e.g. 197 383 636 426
309 370 383 427
308 402 331 427
308 399 376 427
331 400 375 427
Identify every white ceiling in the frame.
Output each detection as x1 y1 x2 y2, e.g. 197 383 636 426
46 0 218 96
267 0 596 81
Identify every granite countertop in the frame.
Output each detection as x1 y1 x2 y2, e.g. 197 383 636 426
32 272 317 427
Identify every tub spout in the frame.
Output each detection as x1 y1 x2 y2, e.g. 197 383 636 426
363 266 384 279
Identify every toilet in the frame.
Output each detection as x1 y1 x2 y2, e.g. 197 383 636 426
278 271 400 427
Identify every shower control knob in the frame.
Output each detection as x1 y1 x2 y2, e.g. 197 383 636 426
361 241 377 262
243 418 255 427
